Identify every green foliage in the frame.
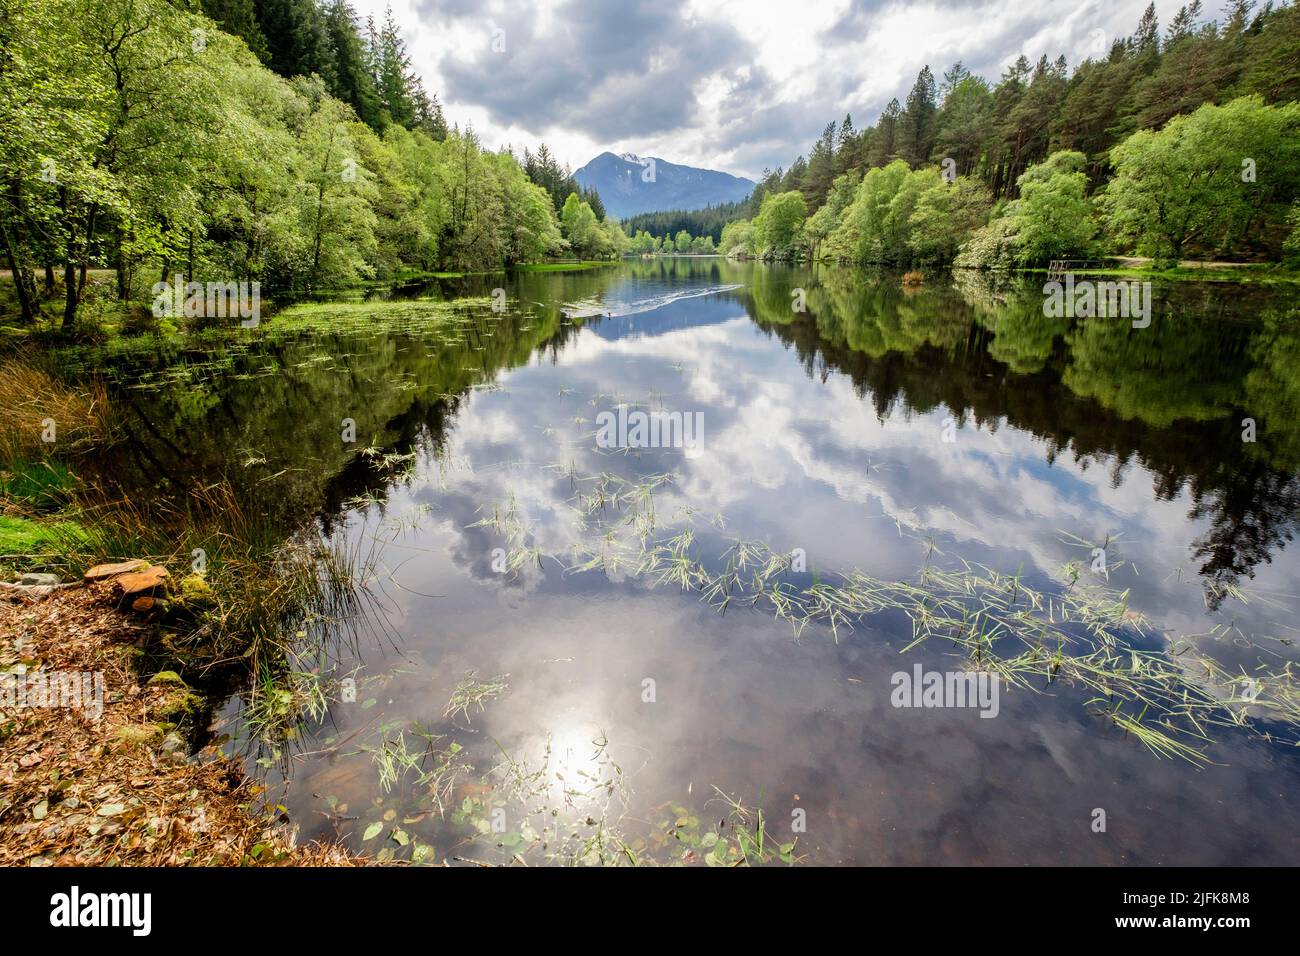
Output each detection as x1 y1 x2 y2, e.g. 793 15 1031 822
953 218 1018 271
719 220 755 257
621 202 747 243
750 2 1300 268
559 193 626 259
1100 96 1300 264
0 0 564 327
752 191 807 259
821 162 989 265
1008 150 1097 264
520 143 601 216
1284 201 1300 267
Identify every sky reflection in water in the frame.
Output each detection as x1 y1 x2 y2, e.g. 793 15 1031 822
196 259 1300 864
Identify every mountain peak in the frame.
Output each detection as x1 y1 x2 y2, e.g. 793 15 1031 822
574 153 754 219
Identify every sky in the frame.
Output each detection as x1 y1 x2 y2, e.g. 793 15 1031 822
350 0 1188 180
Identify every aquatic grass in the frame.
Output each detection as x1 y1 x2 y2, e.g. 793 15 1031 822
443 673 510 725
357 723 470 817
463 465 1300 763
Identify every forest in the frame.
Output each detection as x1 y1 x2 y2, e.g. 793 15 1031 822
7 0 1295 336
0 0 628 330
723 2 1300 267
620 202 748 245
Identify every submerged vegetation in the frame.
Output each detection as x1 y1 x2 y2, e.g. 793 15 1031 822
470 465 1300 766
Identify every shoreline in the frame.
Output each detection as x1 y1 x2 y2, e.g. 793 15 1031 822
0 576 359 867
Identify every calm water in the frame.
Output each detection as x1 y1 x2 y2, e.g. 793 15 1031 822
83 258 1300 864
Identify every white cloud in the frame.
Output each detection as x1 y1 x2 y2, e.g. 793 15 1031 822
348 0 1186 178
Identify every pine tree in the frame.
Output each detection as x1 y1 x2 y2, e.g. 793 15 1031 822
321 0 382 128
253 0 332 81
372 5 417 127
202 0 270 62
897 65 938 167
868 99 901 167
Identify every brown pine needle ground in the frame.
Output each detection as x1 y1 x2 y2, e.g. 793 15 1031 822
0 583 359 866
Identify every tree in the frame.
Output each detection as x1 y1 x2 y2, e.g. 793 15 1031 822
909 175 993 263
254 0 331 80
719 219 755 257
371 5 419 128
201 0 269 61
932 74 991 176
288 77 378 290
752 190 807 258
897 66 938 167
321 0 381 128
802 121 837 209
1009 150 1097 264
1100 96 1300 263
560 192 600 257
868 99 900 167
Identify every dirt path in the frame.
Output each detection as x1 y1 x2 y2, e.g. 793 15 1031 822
1111 256 1258 270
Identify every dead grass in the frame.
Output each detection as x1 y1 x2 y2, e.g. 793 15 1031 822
0 353 110 463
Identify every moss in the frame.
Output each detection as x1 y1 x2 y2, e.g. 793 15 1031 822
147 670 203 726
177 573 217 609
0 514 87 554
110 723 163 749
147 670 188 687
158 690 202 725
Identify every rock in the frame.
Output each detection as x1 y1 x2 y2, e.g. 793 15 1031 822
0 582 55 601
84 559 150 582
160 733 187 761
111 566 169 600
19 572 61 587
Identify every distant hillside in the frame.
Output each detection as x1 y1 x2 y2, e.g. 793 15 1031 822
574 152 754 219
621 202 750 243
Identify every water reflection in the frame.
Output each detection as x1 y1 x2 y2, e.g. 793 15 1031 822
87 258 1300 864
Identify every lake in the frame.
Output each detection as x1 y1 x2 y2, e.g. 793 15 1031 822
72 257 1300 864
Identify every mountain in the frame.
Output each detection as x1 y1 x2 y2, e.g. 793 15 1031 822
573 152 755 220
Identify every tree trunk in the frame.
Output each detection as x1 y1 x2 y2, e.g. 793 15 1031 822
115 227 128 300
60 188 79 332
77 203 97 298
62 258 78 331
0 221 37 323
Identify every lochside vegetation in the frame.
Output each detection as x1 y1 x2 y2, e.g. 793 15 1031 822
0 0 630 331
720 2 1300 269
